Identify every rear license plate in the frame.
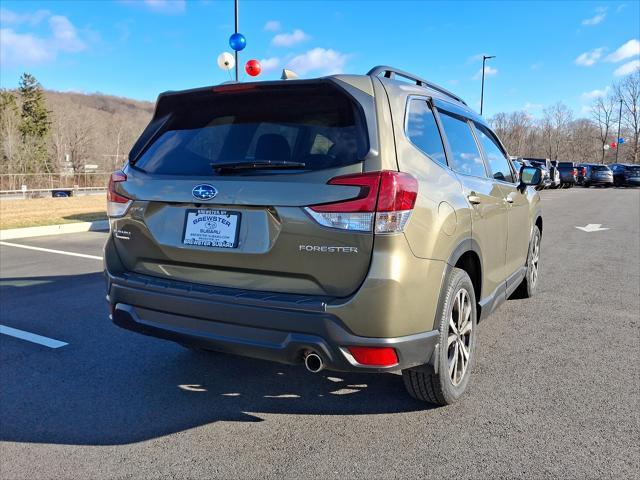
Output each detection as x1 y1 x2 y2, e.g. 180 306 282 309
182 209 241 248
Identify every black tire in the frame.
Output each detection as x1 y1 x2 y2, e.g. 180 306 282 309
511 225 541 299
402 268 477 405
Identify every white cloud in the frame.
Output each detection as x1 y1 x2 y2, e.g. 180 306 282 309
0 11 87 68
0 8 50 25
271 29 309 47
448 79 459 86
614 59 640 76
523 102 543 111
581 88 608 99
286 48 349 75
120 0 186 14
263 20 281 32
49 15 86 52
530 62 543 71
0 28 52 65
606 39 640 62
472 65 497 80
260 57 280 73
575 48 604 66
142 0 186 14
582 7 607 26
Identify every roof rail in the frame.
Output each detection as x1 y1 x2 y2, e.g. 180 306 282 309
367 65 467 106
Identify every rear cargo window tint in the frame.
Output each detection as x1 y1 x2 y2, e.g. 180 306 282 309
405 100 447 166
134 84 369 175
438 112 487 178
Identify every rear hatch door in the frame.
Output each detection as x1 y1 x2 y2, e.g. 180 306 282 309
112 81 378 297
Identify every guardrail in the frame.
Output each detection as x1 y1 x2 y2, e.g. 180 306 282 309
0 172 110 191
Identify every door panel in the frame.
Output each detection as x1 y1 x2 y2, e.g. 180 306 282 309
457 175 508 298
499 184 531 278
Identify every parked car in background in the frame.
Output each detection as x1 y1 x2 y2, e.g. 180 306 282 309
557 162 577 188
549 161 561 188
524 158 552 189
610 163 640 187
576 164 588 185
581 164 613 187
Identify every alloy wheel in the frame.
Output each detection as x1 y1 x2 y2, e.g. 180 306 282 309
529 233 540 288
447 288 472 386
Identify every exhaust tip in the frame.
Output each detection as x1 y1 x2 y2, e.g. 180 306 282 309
304 352 324 373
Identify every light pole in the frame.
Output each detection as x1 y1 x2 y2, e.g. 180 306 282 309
480 55 495 116
234 0 239 82
615 98 623 163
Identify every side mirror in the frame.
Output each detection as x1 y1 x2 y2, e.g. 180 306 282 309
518 166 542 191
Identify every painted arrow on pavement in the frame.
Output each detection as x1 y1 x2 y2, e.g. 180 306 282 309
575 224 609 232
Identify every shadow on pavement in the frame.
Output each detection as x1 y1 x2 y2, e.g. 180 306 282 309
0 273 433 446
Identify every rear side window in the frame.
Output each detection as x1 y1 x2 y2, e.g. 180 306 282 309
134 84 369 175
405 99 447 166
438 111 486 177
474 123 514 183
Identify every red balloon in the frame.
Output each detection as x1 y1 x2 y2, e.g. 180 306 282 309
245 59 261 77
611 142 617 148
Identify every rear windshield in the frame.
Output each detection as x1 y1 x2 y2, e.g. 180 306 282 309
133 83 369 175
558 162 574 167
592 165 610 171
626 166 640 172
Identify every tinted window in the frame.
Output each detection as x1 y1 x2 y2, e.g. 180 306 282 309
592 165 610 171
405 100 447 166
438 112 486 177
134 84 369 175
474 123 514 183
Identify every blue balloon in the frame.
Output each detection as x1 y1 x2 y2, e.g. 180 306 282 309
229 33 246 51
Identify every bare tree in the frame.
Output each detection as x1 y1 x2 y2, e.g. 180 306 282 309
615 68 640 163
591 95 616 162
542 102 573 160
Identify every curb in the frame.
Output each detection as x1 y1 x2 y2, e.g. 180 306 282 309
0 220 109 240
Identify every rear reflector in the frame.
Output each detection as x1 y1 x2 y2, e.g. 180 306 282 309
306 171 418 233
347 346 398 367
107 171 131 218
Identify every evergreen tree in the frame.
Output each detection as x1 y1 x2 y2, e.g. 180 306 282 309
17 73 53 173
18 73 50 139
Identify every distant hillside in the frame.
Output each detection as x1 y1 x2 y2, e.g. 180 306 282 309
42 90 154 172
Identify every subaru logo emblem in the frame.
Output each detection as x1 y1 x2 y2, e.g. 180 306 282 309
192 184 218 201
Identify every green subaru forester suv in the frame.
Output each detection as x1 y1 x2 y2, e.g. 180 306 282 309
105 66 543 405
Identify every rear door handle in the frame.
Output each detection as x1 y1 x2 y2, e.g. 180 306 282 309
467 194 482 205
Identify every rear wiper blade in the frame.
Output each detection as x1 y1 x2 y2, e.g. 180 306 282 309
212 161 306 172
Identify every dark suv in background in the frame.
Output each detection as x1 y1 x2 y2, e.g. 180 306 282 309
557 162 577 188
610 163 640 187
580 164 613 187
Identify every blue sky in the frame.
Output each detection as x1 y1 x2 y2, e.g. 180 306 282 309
1 0 639 118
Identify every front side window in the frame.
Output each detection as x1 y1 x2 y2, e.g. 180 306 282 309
474 123 514 183
405 99 447 166
438 111 486 177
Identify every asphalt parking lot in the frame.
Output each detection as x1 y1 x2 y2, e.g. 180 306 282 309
1 187 638 479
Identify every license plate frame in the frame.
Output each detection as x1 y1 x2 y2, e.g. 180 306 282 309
182 209 241 248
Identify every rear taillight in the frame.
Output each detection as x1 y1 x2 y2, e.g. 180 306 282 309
346 346 398 366
306 171 418 233
107 171 131 218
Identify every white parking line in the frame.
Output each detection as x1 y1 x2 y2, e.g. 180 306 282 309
0 325 68 348
0 241 102 260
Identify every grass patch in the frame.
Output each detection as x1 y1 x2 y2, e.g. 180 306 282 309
0 195 107 229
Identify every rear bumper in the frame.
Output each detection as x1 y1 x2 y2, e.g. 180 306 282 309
624 178 640 186
107 272 439 373
588 177 613 185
